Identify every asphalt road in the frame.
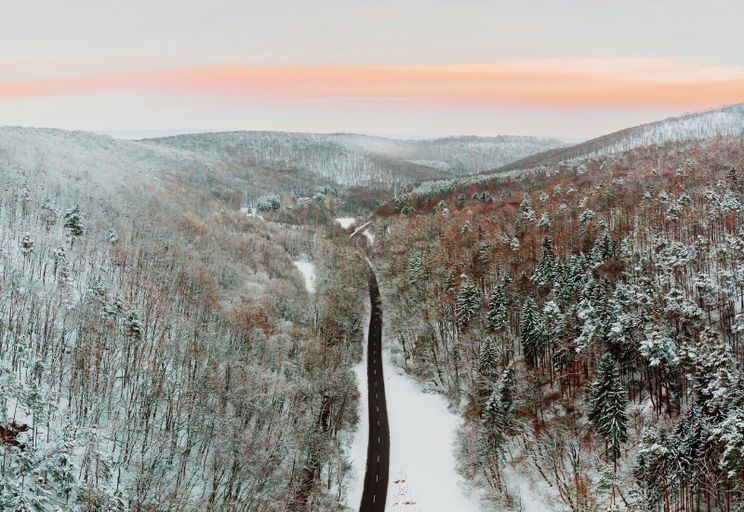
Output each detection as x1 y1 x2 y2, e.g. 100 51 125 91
357 251 389 511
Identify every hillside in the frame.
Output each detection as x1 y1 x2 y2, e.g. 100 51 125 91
0 126 339 206
496 103 744 173
142 131 565 190
402 104 744 202
0 126 369 510
368 135 744 510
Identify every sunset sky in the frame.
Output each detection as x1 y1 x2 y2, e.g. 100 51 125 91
2 0 743 139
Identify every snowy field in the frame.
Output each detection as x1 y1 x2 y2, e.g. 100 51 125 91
293 258 316 293
383 353 483 512
336 217 357 230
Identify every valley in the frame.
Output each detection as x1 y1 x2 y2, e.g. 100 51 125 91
1 103 743 512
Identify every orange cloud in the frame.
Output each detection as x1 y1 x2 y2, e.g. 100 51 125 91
1 58 742 107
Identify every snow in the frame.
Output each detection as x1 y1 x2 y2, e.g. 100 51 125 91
349 220 375 245
240 206 264 220
343 325 483 512
293 258 316 294
502 457 555 512
383 354 483 512
336 217 357 230
344 323 370 511
345 224 480 512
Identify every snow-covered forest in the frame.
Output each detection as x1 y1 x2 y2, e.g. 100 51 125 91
370 134 744 510
1 102 743 512
0 136 374 510
143 132 565 190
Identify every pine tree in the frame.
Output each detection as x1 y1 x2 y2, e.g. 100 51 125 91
718 405 744 480
456 274 481 331
588 353 628 470
486 283 508 332
520 297 543 366
686 327 739 419
20 233 34 258
478 337 500 380
532 237 556 287
482 366 515 452
727 166 744 195
590 231 613 267
123 310 144 340
519 194 537 222
406 250 427 285
444 270 455 292
63 205 85 247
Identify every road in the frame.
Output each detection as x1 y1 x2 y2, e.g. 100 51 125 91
352 226 389 512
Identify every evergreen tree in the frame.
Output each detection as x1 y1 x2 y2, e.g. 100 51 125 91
20 232 34 257
486 283 508 332
686 327 739 419
123 310 144 340
482 366 515 452
520 297 543 366
532 237 556 287
444 270 455 292
406 250 427 285
538 212 550 228
718 405 744 480
63 205 85 247
456 274 481 331
588 353 628 470
590 231 613 267
478 337 500 380
519 194 537 222
256 194 280 212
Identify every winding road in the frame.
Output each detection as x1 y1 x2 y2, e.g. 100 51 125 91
352 225 389 512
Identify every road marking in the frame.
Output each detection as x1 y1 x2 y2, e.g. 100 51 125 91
376 474 379 482
377 455 380 462
376 405 379 413
377 436 380 444
373 494 376 503
375 392 378 399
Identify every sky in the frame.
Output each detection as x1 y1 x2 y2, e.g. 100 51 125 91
1 0 743 139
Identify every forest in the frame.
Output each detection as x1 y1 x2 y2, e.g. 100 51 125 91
1 113 743 512
0 153 369 510
371 136 744 511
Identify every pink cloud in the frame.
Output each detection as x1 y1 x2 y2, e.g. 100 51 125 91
1 58 742 108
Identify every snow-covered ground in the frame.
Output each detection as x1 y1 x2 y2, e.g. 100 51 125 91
383 353 483 512
293 258 316 293
338 217 375 245
336 217 357 230
240 206 264 220
344 323 369 511
343 321 483 511
344 225 480 511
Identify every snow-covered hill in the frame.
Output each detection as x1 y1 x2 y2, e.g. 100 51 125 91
142 132 565 189
497 103 744 172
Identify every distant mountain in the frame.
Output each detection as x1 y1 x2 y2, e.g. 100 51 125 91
404 104 744 200
142 131 566 189
0 126 339 204
495 103 744 172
